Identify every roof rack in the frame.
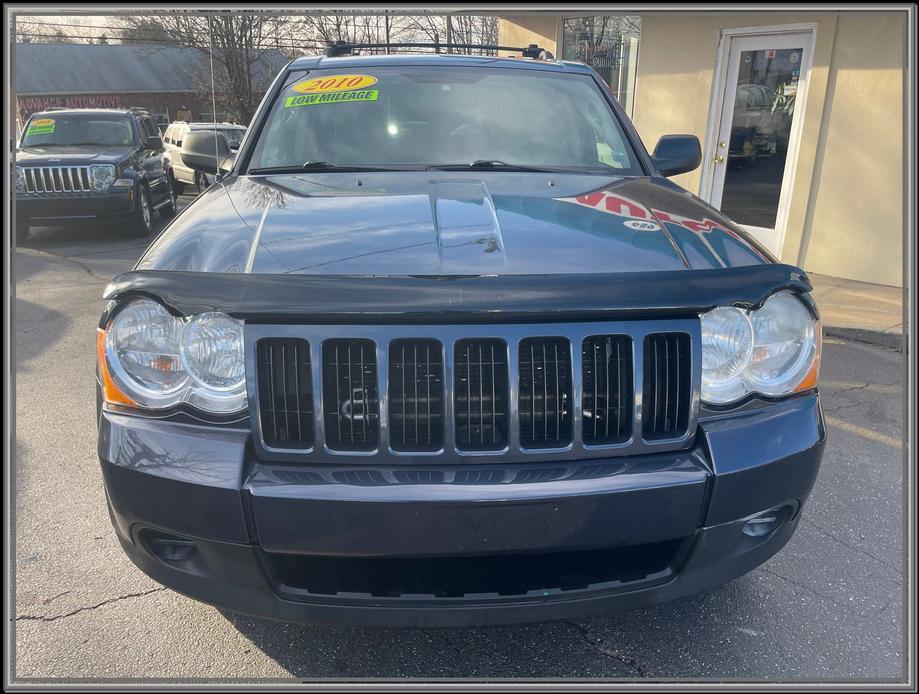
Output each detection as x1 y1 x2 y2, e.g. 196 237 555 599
323 41 554 60
127 106 150 116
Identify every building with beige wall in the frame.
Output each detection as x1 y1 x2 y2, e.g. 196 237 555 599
498 11 906 287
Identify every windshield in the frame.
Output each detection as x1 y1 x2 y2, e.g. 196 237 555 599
20 114 135 147
248 66 642 174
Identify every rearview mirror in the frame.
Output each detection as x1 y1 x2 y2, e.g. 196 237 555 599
182 131 235 175
144 135 163 150
651 135 702 177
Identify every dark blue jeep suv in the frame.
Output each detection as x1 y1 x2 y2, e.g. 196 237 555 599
96 47 825 627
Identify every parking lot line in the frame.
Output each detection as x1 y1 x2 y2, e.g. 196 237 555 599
824 415 903 449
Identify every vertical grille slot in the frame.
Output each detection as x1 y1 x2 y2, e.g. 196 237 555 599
389 339 444 452
322 339 379 451
518 338 572 448
642 333 691 440
581 335 633 445
257 338 314 449
454 339 508 451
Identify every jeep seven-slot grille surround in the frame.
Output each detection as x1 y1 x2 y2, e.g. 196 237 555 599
20 166 93 194
252 322 698 462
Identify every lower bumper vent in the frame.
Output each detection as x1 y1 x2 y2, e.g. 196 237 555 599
269 539 683 599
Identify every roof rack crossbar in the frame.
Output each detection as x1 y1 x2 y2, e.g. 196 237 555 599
323 41 553 60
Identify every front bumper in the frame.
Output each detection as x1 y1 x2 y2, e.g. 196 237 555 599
16 190 135 225
98 394 825 627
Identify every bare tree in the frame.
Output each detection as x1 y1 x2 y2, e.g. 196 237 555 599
403 12 498 53
293 10 414 54
114 11 299 122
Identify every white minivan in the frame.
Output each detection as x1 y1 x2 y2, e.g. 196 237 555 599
162 121 246 193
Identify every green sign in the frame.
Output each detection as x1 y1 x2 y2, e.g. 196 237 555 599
285 90 379 108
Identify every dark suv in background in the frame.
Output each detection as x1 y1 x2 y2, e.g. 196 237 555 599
14 107 177 242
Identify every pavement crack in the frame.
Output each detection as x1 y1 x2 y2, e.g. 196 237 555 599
17 247 114 283
822 378 901 415
15 587 166 623
802 519 903 578
756 567 884 617
566 620 651 677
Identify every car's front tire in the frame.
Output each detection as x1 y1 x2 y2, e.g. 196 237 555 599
159 176 178 219
128 185 153 237
195 170 211 193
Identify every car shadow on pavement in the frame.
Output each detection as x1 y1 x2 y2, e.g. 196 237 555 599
13 297 68 373
218 586 732 679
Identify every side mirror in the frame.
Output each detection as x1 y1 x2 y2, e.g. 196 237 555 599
182 131 234 175
144 135 163 150
651 134 702 177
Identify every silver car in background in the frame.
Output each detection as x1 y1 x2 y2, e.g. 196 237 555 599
162 121 246 193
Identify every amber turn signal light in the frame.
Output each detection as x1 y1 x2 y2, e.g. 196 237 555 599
96 328 135 406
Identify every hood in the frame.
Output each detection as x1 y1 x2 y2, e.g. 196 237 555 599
136 172 774 275
17 145 135 165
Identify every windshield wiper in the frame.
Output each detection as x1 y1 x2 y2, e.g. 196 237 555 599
35 142 110 147
247 161 404 174
428 160 555 173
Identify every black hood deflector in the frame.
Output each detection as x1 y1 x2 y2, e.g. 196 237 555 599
102 264 813 325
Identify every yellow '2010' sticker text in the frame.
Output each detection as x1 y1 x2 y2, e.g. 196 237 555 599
292 74 378 95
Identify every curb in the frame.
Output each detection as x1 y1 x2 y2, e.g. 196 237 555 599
824 327 906 352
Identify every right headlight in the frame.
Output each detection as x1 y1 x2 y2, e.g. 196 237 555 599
89 164 116 192
701 291 821 405
100 298 247 414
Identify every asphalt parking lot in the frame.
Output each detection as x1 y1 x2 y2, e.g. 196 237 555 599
12 193 907 681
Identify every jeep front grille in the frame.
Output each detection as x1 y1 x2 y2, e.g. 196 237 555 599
248 321 700 463
518 338 572 449
454 339 509 451
321 339 380 451
642 333 692 440
256 338 314 449
20 166 93 194
581 335 633 445
389 339 444 452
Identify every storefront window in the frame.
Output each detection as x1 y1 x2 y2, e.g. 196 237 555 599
561 15 641 116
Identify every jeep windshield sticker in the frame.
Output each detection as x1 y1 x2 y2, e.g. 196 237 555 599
291 74 378 95
285 90 379 108
26 118 56 135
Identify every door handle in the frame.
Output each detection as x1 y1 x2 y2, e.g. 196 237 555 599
713 154 725 164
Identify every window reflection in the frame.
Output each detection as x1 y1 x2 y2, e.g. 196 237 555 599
561 15 641 116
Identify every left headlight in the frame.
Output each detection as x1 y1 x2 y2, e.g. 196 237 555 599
701 291 821 405
16 166 26 192
89 164 116 192
99 299 247 414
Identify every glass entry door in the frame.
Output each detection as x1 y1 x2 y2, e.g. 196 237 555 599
707 31 812 256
